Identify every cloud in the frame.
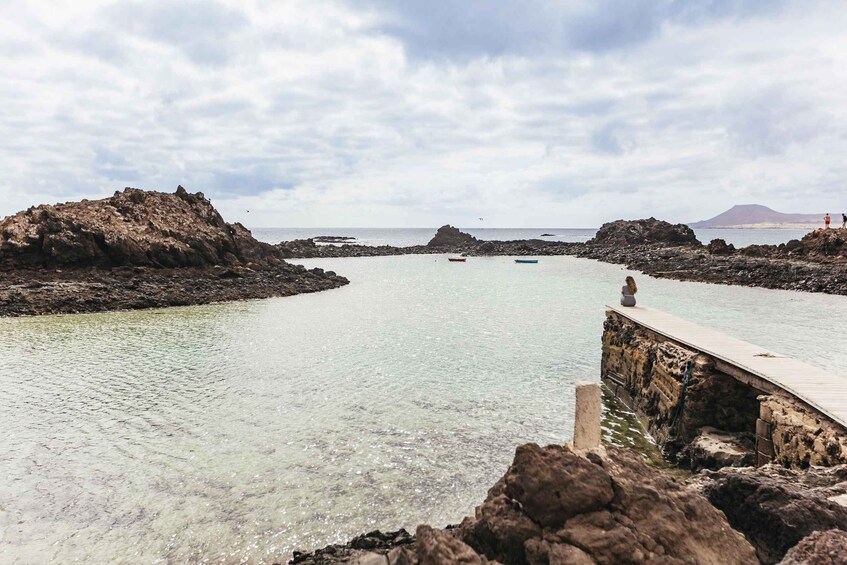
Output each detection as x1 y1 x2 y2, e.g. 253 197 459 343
0 0 845 227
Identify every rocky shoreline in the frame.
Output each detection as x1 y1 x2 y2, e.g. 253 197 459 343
288 442 847 564
0 187 347 317
280 221 847 296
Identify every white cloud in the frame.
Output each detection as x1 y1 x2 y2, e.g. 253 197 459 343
1 0 846 227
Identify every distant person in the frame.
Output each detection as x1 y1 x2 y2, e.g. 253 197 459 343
621 276 637 307
825 213 831 228
842 213 846 229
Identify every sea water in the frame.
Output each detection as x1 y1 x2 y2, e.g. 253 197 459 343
2 254 845 563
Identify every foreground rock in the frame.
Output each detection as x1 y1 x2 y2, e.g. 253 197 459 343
691 464 847 563
0 187 347 316
779 529 847 564
291 443 757 564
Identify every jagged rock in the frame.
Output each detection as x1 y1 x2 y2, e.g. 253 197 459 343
779 529 847 564
588 218 700 246
706 238 736 255
0 186 280 269
0 187 349 316
416 526 492 564
458 443 756 565
427 225 479 248
693 464 847 563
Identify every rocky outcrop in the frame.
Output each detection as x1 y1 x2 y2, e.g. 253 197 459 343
427 225 479 248
292 444 758 565
0 187 348 316
0 186 280 269
692 464 847 563
588 218 700 246
706 238 736 255
779 529 847 564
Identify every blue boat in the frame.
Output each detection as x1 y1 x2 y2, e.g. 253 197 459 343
514 259 539 264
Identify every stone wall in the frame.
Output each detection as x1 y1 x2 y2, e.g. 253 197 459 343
602 309 847 470
758 394 847 468
603 311 761 468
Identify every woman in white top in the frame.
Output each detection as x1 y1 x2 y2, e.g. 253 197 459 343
621 276 637 307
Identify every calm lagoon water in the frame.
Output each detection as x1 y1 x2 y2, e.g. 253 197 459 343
2 254 846 563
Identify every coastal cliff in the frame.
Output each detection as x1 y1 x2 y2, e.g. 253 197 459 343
0 187 348 316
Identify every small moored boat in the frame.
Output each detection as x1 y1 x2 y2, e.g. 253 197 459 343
514 259 539 264
448 257 467 262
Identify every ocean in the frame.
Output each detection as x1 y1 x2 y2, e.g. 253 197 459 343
1 238 842 562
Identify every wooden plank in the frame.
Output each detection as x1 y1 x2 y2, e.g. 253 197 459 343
607 305 847 429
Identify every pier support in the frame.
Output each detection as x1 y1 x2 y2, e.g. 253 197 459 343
574 382 602 449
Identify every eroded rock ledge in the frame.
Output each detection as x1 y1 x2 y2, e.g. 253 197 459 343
0 187 347 316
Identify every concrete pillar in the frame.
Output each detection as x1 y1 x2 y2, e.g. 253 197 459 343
574 382 602 450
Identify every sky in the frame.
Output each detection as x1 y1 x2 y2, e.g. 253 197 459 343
1 0 846 228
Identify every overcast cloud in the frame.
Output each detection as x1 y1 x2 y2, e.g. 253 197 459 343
1 0 845 227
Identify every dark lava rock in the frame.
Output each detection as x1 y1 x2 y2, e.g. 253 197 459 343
795 228 847 259
588 217 700 246
0 186 281 269
707 238 736 255
0 187 349 317
694 464 847 563
427 225 479 248
779 529 847 564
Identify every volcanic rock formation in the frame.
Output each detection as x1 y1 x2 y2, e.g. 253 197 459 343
588 217 700 246
0 187 348 316
427 225 480 248
0 186 280 269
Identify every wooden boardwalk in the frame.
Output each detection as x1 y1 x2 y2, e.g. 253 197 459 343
607 304 847 429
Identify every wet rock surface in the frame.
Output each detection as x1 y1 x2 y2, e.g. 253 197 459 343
691 464 847 563
0 187 348 316
291 444 758 564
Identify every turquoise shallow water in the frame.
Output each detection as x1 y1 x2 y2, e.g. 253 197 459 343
2 254 847 563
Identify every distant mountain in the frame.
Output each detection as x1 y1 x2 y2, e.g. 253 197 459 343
689 204 825 228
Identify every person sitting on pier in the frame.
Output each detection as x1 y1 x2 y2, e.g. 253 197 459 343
621 276 637 307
